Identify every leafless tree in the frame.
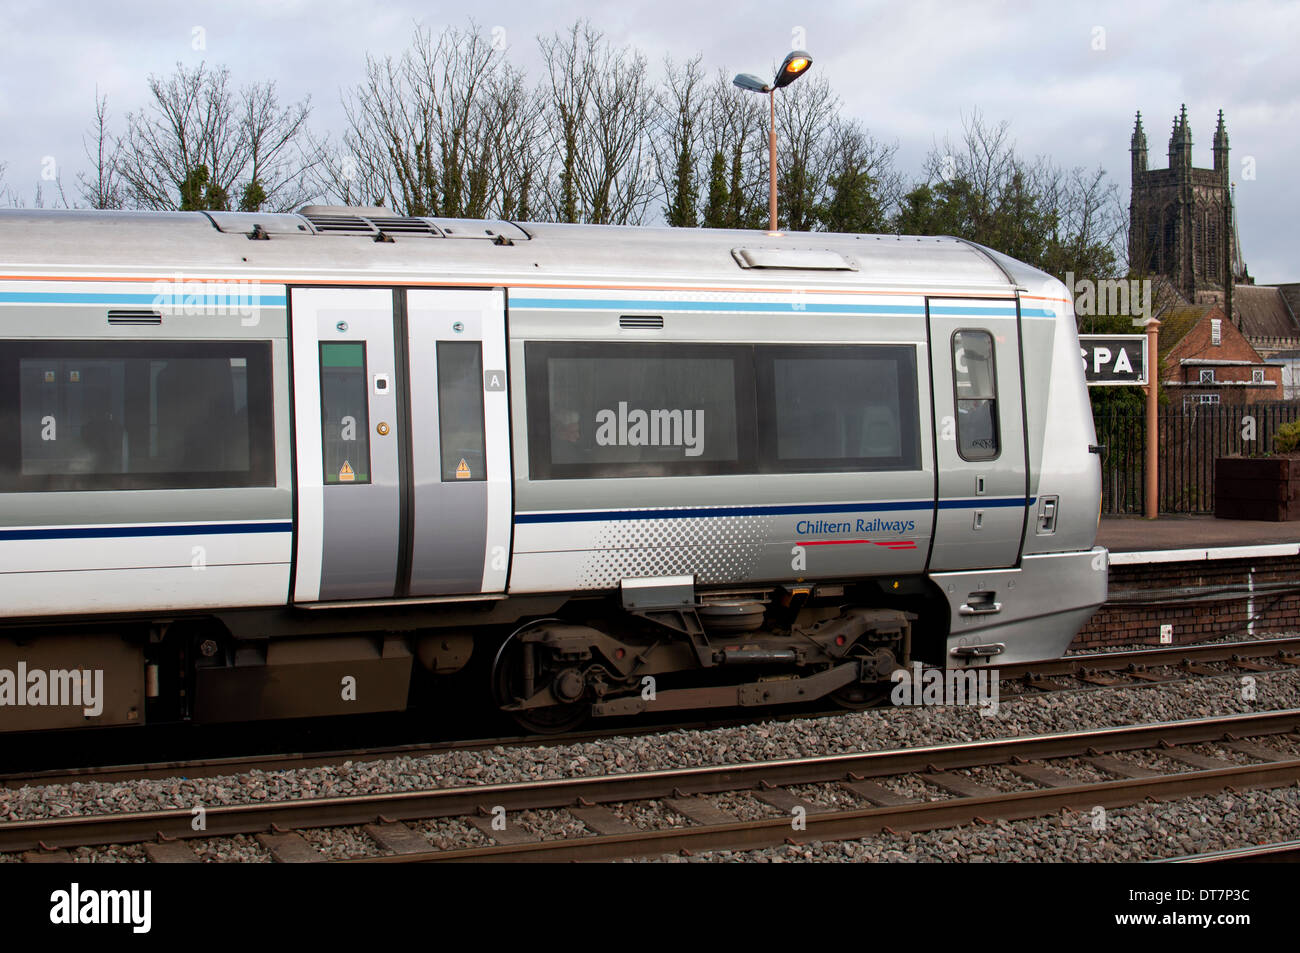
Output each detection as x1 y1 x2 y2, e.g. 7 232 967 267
77 88 124 209
319 22 538 219
538 21 656 225
653 54 706 227
772 73 840 231
115 62 314 211
818 118 902 233
699 70 767 228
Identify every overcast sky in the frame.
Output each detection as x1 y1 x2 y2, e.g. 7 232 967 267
1 0 1296 282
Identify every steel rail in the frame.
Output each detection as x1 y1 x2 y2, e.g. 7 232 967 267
357 758 1300 863
8 636 1298 792
5 708 1300 855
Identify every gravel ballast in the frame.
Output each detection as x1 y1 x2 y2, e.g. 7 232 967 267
3 663 1300 862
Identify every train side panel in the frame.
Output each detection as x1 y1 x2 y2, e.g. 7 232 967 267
506 288 936 592
0 279 293 618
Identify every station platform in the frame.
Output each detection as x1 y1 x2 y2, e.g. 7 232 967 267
1073 516 1300 651
1098 515 1300 563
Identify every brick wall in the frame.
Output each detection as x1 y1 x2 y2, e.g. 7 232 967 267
1071 555 1300 649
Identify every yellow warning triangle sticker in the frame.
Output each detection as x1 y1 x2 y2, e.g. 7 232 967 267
456 458 471 479
339 460 355 482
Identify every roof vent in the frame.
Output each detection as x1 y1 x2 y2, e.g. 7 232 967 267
732 247 857 271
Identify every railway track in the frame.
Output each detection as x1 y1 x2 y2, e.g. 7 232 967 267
5 634 1300 793
8 709 1300 863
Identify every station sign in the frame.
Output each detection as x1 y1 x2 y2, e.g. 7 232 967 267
1079 334 1147 386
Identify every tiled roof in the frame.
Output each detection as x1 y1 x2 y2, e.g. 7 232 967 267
1233 285 1299 338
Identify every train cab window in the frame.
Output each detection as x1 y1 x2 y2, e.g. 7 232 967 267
525 341 753 479
755 345 920 472
952 330 1000 461
436 340 486 482
0 340 274 491
320 342 371 484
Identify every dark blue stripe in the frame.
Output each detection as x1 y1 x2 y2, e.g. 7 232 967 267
937 497 1033 509
0 521 292 541
516 498 1031 524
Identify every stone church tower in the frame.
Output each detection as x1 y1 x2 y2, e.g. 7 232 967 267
1129 106 1252 324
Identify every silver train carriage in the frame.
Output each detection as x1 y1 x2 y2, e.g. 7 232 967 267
0 206 1106 732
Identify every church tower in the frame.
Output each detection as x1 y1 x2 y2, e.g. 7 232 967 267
1129 106 1251 324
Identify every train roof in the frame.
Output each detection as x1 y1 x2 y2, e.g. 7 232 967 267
0 206 1062 300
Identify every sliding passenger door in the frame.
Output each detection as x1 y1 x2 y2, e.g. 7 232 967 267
290 287 510 603
928 299 1028 571
291 288 401 601
405 289 511 595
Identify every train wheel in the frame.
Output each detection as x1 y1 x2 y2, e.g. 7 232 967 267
829 679 894 711
490 621 591 734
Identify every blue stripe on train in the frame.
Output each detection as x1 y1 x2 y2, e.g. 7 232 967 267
515 498 1032 524
0 522 293 541
0 292 287 307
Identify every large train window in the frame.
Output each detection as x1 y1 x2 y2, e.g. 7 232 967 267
755 345 921 472
525 341 755 479
951 330 1000 461
319 342 370 484
0 340 274 491
436 341 486 482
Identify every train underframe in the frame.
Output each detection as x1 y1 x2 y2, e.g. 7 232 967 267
0 577 943 734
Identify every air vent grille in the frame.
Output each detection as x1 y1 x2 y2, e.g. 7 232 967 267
302 213 378 234
107 310 163 325
620 315 664 329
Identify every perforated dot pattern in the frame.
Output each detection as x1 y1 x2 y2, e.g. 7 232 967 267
575 515 774 588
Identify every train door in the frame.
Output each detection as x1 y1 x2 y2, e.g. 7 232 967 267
290 287 510 602
927 299 1028 571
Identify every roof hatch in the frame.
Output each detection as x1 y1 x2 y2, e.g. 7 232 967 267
731 247 857 271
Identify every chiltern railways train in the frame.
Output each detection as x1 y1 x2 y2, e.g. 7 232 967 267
0 206 1106 732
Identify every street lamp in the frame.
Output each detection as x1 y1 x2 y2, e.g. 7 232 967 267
733 50 813 233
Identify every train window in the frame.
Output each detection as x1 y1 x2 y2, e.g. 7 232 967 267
319 342 371 484
0 340 274 491
436 340 486 482
952 330 1000 461
525 341 754 479
755 345 921 472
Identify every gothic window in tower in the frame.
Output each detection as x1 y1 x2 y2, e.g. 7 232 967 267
1196 216 1207 277
1208 219 1218 276
1163 210 1177 278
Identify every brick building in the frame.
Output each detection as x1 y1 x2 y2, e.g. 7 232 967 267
1159 302 1282 405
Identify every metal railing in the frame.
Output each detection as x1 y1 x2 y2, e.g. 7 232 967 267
1094 402 1300 514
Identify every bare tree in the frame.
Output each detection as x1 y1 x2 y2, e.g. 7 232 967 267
0 160 17 207
319 22 536 219
818 118 902 233
699 71 768 229
238 81 315 211
538 21 656 225
654 54 705 227
896 111 1124 279
77 88 124 209
115 62 314 211
771 73 839 231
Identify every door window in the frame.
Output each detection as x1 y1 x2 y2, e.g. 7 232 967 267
319 342 371 484
952 330 1000 461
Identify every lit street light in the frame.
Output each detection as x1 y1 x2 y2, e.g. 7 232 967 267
733 50 812 233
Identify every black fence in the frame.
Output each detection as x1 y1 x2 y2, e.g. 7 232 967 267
1094 402 1300 515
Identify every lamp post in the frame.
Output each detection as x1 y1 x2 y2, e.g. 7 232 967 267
733 50 812 233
